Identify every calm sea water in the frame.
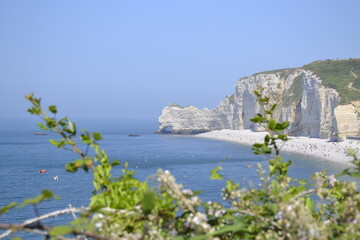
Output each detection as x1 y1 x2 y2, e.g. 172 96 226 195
0 119 351 239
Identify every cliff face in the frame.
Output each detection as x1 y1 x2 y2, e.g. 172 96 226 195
157 66 360 139
289 71 340 139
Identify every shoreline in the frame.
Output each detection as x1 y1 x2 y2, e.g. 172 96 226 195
195 129 360 166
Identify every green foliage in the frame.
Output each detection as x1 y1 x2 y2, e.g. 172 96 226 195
337 149 360 179
48 105 57 114
141 191 157 214
19 189 59 208
210 166 223 180
49 225 73 236
250 87 289 156
1 91 359 239
0 202 17 215
93 132 103 141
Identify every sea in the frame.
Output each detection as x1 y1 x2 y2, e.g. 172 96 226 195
0 119 355 239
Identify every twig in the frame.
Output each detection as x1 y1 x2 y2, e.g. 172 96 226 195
0 222 99 240
0 227 48 239
236 210 282 229
68 204 78 220
23 206 89 226
0 206 89 239
293 189 316 200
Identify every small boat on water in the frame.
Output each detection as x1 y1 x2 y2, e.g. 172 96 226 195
39 170 47 173
34 132 47 135
128 134 140 137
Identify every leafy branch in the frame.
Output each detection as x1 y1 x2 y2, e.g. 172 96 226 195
250 87 289 156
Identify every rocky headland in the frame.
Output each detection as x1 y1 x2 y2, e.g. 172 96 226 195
157 59 360 141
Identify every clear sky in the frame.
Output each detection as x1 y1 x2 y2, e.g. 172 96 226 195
1 0 360 121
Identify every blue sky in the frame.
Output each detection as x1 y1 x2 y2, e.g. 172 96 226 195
1 0 359 120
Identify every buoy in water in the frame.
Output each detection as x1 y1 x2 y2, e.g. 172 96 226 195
53 176 59 181
39 170 47 173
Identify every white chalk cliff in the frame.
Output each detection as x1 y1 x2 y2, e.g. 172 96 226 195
157 66 360 140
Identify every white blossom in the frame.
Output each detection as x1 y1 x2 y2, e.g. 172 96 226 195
182 189 193 195
95 221 103 228
214 210 226 217
275 211 283 220
286 205 293 212
328 175 337 187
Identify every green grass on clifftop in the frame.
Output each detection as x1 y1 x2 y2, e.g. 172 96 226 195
239 58 360 106
303 58 360 104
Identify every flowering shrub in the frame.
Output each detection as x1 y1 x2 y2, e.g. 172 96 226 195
0 90 359 240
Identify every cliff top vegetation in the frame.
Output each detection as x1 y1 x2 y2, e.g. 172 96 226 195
249 58 360 105
303 58 360 104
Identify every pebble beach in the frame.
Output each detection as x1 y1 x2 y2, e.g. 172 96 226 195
196 129 360 166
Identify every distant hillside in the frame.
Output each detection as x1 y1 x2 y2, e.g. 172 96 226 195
303 59 360 104
253 59 360 105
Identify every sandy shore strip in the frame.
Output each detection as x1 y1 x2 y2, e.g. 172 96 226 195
196 129 360 166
